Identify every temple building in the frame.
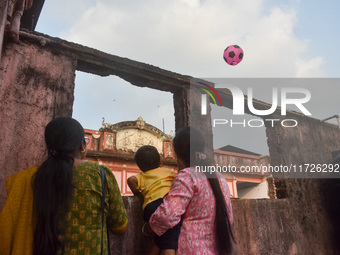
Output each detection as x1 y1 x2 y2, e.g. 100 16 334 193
214 145 271 199
84 117 271 198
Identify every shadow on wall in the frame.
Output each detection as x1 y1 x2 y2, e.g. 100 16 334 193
322 152 340 252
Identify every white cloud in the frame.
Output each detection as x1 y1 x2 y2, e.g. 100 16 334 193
55 0 332 154
62 0 324 78
295 57 325 77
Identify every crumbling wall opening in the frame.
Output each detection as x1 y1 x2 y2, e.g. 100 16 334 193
73 71 175 134
211 105 269 155
210 103 272 199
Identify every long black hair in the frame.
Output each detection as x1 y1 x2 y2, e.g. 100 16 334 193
32 117 85 255
173 126 234 255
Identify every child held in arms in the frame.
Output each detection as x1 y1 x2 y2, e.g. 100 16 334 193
127 145 180 255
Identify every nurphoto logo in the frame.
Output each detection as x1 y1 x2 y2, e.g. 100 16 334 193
198 82 223 115
198 80 312 128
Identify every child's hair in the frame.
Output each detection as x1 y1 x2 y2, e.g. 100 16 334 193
135 145 161 172
173 126 234 255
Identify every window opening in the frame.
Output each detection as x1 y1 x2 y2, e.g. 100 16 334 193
73 72 176 195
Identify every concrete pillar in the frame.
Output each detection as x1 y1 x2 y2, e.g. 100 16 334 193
0 40 77 208
0 0 8 61
173 86 214 160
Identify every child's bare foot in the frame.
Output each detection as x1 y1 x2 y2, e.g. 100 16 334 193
161 249 176 255
149 244 160 255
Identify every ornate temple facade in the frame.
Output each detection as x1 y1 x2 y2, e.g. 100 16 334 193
84 117 177 196
84 117 271 198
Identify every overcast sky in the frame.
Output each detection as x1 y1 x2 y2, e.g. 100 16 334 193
36 0 340 155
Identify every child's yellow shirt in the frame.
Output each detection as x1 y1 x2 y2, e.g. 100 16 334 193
135 167 175 209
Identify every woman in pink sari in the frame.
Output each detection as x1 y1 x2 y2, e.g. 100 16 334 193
149 127 234 255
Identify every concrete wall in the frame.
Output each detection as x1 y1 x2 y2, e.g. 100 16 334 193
265 112 340 253
266 112 340 169
0 40 77 208
114 196 336 255
231 198 311 255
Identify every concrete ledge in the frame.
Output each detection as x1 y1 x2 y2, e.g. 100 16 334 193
113 196 334 255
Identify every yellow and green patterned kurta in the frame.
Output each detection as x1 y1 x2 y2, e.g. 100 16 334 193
0 161 127 255
64 161 128 255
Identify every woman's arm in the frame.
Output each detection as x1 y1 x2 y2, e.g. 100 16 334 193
149 168 194 236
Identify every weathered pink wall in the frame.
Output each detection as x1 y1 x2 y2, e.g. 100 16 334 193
0 40 77 208
264 113 340 253
113 195 335 255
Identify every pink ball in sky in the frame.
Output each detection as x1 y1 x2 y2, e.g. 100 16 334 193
223 45 244 66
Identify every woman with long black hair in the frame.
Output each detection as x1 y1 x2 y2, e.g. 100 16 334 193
149 127 234 255
0 117 127 255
